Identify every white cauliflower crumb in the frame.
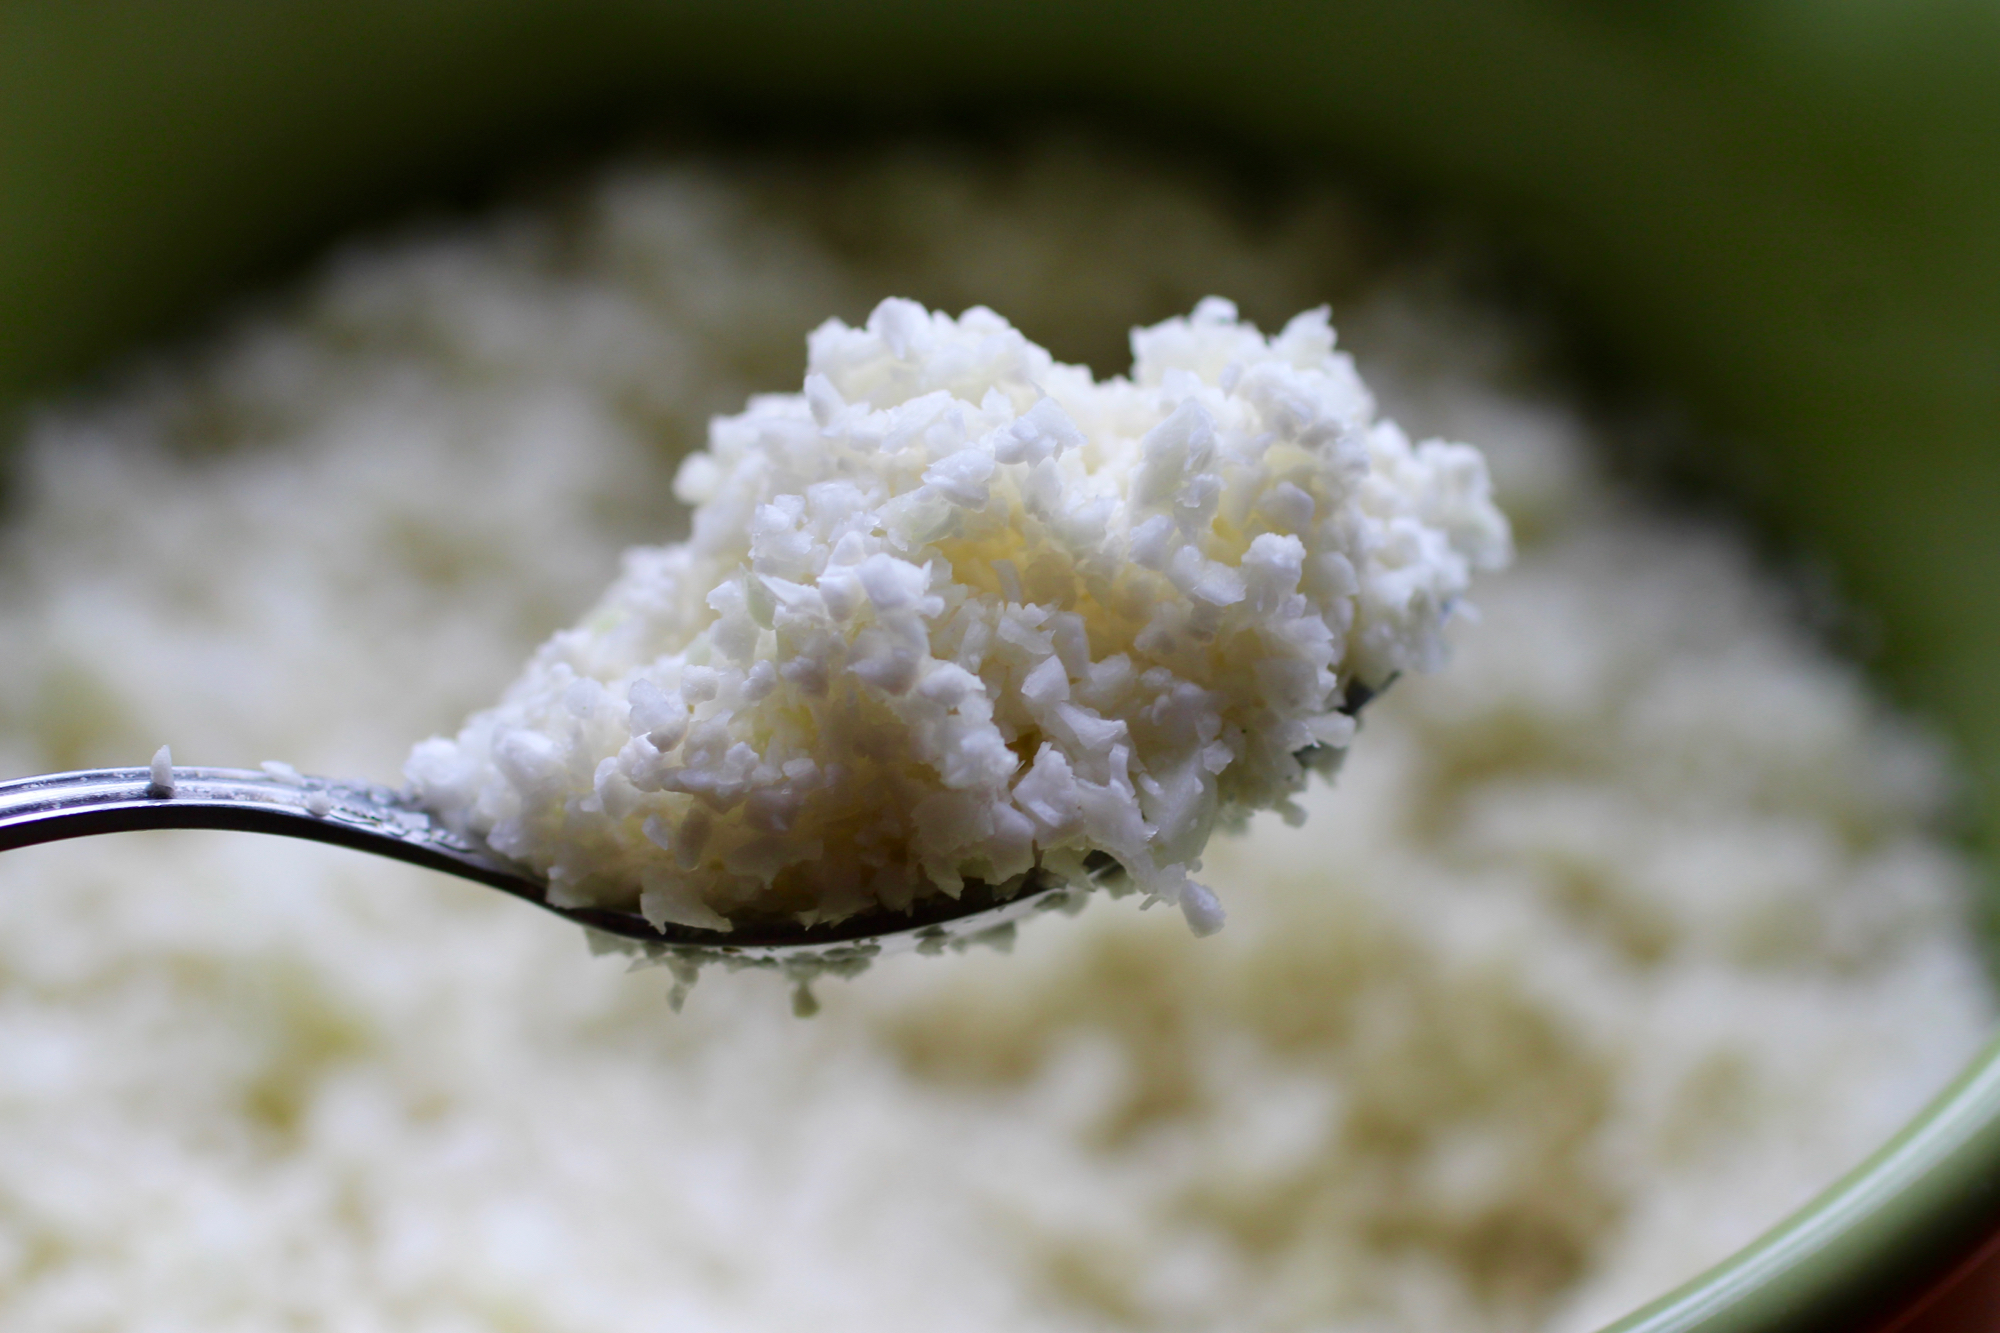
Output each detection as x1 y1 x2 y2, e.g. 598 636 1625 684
407 297 1510 932
147 744 174 797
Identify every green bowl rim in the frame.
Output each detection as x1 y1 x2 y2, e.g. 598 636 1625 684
1610 1032 2000 1331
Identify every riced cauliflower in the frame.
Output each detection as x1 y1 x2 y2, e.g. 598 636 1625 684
407 297 1509 935
4 142 1988 1333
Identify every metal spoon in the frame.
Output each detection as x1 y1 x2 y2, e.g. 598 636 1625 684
0 682 1382 969
0 761 1092 967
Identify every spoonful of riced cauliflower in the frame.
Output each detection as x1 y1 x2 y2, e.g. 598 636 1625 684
0 297 1507 993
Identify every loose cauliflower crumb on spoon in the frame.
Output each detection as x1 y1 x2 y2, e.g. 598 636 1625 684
0 299 1507 990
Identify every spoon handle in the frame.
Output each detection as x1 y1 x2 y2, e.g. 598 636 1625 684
0 764 554 905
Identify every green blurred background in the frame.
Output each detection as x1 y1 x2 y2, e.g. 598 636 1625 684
2 0 1998 895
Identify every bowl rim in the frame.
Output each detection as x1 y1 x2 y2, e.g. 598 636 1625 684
1606 1034 2000 1331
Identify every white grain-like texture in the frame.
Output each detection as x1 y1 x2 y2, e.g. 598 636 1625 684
0 144 1986 1333
406 297 1509 933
